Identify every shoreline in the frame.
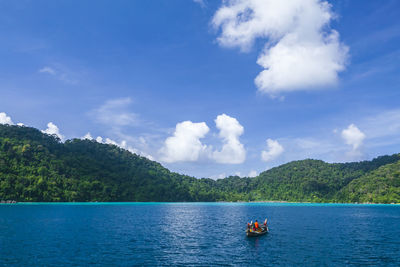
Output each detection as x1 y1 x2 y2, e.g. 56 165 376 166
1 201 399 205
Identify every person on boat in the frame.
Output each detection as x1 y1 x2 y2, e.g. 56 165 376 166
247 222 251 231
264 218 268 231
254 220 259 230
250 220 254 232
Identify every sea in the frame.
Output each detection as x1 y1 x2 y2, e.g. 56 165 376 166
0 203 399 266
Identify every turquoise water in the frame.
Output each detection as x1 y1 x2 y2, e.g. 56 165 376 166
1 203 399 266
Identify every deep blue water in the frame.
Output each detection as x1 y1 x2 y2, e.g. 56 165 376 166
1 203 400 266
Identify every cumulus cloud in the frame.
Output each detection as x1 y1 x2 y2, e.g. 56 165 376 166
212 0 348 96
92 98 138 127
159 121 210 163
159 114 246 164
41 122 64 140
261 138 284 162
212 114 246 164
0 112 14 125
341 124 365 150
0 112 25 127
82 132 93 140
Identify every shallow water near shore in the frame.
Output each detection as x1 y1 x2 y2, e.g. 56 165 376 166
1 203 399 266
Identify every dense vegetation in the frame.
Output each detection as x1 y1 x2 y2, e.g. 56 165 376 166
337 160 400 203
0 124 399 203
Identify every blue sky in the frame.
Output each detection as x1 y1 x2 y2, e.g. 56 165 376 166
0 0 399 178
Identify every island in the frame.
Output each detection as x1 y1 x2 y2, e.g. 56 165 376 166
1 124 399 203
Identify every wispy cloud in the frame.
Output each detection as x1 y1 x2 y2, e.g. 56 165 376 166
38 64 79 84
274 108 400 164
87 98 156 160
193 0 206 8
39 66 56 75
81 133 154 160
362 109 400 140
91 97 139 127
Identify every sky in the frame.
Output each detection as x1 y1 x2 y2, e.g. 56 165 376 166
0 0 399 178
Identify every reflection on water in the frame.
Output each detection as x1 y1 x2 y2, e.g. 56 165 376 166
0 203 399 266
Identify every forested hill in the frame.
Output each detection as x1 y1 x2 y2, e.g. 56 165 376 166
1 124 399 203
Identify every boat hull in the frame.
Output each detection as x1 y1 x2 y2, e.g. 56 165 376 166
246 227 268 237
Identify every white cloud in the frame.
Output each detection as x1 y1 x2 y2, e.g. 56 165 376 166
255 31 347 95
39 66 56 75
212 170 257 179
159 121 210 163
38 65 79 84
212 114 246 164
92 98 138 127
212 0 348 96
0 112 14 125
89 98 157 159
248 170 258 177
93 135 154 160
105 138 118 146
139 137 147 146
41 122 64 140
0 112 25 127
255 109 400 166
352 110 400 150
341 124 365 150
210 173 226 180
295 138 320 150
120 140 155 161
82 132 93 140
261 138 284 162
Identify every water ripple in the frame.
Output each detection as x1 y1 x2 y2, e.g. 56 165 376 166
0 203 399 266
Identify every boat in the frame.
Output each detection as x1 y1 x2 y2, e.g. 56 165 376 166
246 226 268 237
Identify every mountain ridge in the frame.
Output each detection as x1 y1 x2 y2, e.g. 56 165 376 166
1 124 399 203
